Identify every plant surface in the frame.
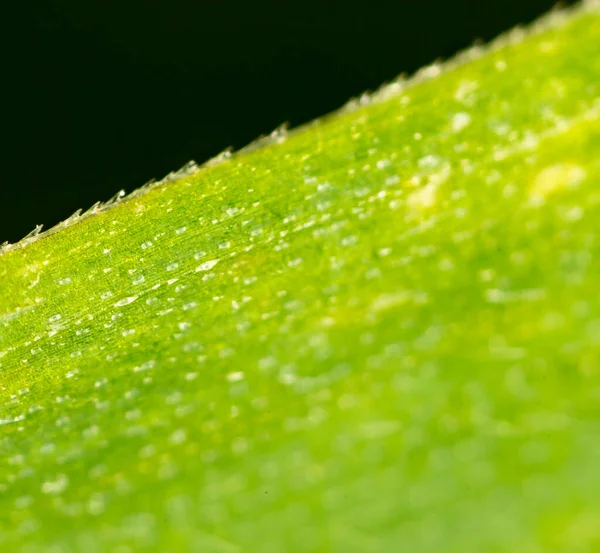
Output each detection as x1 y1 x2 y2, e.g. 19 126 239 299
2 3 600 551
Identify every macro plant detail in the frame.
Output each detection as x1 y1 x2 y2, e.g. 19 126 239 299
1 2 600 551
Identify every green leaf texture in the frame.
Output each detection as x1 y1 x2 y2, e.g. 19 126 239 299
2 3 600 551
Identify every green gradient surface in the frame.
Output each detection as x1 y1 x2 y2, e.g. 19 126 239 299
2 3 600 551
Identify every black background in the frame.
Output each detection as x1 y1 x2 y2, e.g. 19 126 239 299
4 0 574 244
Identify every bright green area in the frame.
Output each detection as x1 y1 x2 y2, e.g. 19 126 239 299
2 4 600 552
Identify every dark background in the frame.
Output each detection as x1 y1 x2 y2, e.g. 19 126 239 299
4 0 575 244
